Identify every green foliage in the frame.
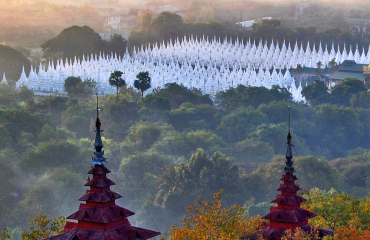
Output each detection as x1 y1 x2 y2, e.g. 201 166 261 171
233 139 274 163
109 70 126 102
252 19 282 38
120 150 176 197
63 76 87 97
25 96 69 125
0 109 50 144
21 215 66 240
151 12 184 40
152 129 226 159
302 188 370 231
215 85 292 111
331 78 367 105
21 140 82 172
139 94 171 112
156 149 239 211
314 104 370 158
18 85 34 102
134 71 151 97
0 84 18 108
121 121 164 155
155 83 213 109
62 104 94 138
217 106 267 142
301 80 330 106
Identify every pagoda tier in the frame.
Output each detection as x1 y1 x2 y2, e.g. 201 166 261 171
46 109 160 240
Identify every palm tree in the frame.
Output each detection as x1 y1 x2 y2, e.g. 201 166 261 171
295 64 303 82
316 61 323 79
134 71 151 97
328 58 337 74
109 70 126 102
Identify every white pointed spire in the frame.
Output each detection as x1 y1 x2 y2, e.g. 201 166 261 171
1 73 7 85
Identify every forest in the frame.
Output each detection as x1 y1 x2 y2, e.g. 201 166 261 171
1 75 370 238
2 6 370 239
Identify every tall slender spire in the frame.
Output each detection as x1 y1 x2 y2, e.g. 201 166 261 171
92 94 107 165
284 106 294 173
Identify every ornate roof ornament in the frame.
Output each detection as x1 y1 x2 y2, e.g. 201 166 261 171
284 106 294 173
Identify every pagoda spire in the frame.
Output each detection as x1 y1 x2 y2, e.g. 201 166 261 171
284 107 294 173
92 95 107 165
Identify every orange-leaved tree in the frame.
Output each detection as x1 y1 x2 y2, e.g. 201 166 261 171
302 188 370 239
169 191 264 240
21 214 65 240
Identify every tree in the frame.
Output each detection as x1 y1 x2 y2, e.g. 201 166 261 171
215 85 292 111
141 13 153 33
252 19 281 38
63 76 86 97
155 149 238 210
295 64 303 82
18 85 34 102
331 77 367 105
217 106 267 143
151 12 184 41
41 26 104 60
316 61 323 78
107 34 127 56
134 71 151 97
302 188 370 231
301 80 330 106
108 70 126 102
328 58 337 73
169 191 264 240
153 83 213 109
21 215 65 240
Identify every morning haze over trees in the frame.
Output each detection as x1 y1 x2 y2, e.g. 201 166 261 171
3 0 370 239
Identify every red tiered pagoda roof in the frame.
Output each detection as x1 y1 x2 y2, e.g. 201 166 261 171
258 131 334 240
46 100 160 240
243 126 334 240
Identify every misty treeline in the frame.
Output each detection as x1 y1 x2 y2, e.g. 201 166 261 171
1 77 370 235
127 11 369 51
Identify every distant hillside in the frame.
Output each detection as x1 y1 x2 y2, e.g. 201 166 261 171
0 45 31 82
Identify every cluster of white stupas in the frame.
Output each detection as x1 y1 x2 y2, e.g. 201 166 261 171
14 36 370 102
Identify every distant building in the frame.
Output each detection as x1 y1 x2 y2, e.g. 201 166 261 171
104 9 141 38
294 2 312 21
328 60 370 87
236 17 272 29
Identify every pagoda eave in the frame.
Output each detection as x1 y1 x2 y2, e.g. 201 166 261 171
46 225 161 240
67 205 135 223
